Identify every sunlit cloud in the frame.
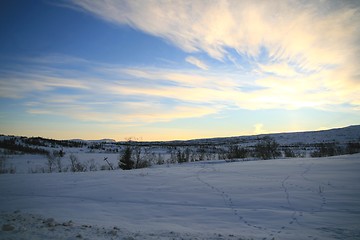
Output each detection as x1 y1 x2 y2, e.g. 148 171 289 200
25 96 218 124
68 1 360 63
65 0 360 113
259 62 299 78
2 0 360 129
0 56 225 124
1 0 359 141
0 69 89 99
1 51 359 126
254 123 266 135
185 56 209 70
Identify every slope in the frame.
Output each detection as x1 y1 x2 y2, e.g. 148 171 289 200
1 154 360 239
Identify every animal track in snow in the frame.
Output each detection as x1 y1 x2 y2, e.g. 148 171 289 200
196 165 278 240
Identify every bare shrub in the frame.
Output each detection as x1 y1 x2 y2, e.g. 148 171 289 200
88 159 97 171
0 155 16 174
69 154 86 172
0 155 7 174
254 137 281 160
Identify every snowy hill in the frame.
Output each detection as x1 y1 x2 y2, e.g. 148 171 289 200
1 126 360 239
1 154 360 239
3 125 360 147
1 125 360 174
71 138 116 143
175 125 360 145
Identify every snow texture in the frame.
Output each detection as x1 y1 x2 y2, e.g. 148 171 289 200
1 154 360 239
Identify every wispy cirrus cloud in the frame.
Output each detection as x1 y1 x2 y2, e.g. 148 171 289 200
64 0 360 113
185 56 209 70
2 1 359 141
0 56 225 124
259 62 299 78
67 0 360 65
0 71 89 99
1 50 359 127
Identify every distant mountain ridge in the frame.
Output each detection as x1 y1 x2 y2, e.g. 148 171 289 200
70 139 116 143
1 125 360 145
1 125 359 172
115 125 360 146
184 125 360 145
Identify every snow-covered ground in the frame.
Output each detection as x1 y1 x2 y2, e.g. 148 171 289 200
1 154 360 240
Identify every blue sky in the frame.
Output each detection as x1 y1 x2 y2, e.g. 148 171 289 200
1 0 360 141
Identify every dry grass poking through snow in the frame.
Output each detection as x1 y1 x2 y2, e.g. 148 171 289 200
0 211 250 240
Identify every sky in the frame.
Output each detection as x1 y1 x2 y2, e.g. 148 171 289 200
0 0 360 141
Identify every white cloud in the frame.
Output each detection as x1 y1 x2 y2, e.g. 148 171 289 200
259 62 299 78
254 123 266 135
1 52 359 126
185 56 209 70
66 0 360 112
68 0 360 64
0 72 89 99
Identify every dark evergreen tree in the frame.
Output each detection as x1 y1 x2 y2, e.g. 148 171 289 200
119 146 134 170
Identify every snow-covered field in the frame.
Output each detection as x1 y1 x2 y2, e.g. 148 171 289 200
1 154 360 240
